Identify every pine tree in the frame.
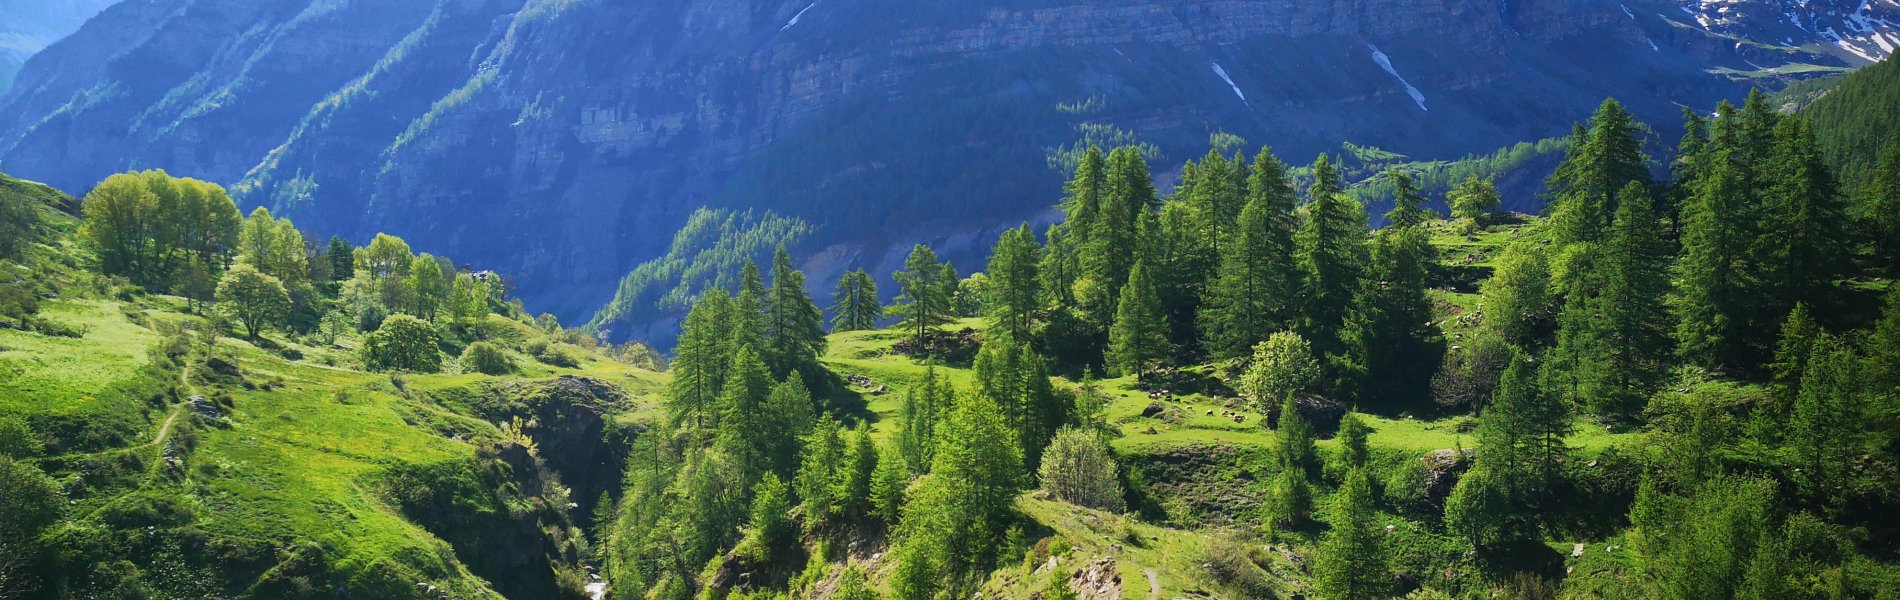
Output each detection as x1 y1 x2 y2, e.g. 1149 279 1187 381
1106 260 1169 377
869 441 908 526
1789 336 1863 500
1339 220 1437 405
986 224 1042 342
325 236 354 282
715 346 775 481
1264 393 1317 528
1767 303 1821 421
891 245 952 353
1200 149 1298 359
1674 150 1753 371
834 425 878 518
1295 154 1368 373
1754 118 1849 320
1335 411 1370 471
1567 182 1673 417
897 368 947 474
759 373 816 479
1038 224 1079 309
668 292 734 429
765 246 827 377
1078 147 1156 329
1545 98 1651 246
1383 168 1431 227
828 269 881 332
794 415 846 527
1864 144 1900 275
1314 468 1388 600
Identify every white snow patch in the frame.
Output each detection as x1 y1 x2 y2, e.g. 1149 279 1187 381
1621 4 1636 20
780 2 816 31
1210 63 1246 103
1367 44 1428 112
1648 37 1660 51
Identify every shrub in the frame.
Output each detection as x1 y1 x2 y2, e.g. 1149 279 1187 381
1038 427 1125 512
361 315 442 373
459 342 515 375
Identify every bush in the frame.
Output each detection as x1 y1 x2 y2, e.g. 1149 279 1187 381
459 342 515 375
535 343 582 368
1038 427 1125 512
361 315 442 373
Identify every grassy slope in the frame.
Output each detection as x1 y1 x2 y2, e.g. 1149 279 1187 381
1 175 669 598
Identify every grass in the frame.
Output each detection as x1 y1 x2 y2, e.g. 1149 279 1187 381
0 299 160 416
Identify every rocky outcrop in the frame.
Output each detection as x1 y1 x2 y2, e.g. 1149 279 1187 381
0 0 1860 330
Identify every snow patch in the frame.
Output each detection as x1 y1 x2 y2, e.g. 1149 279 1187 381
1648 37 1660 51
1367 44 1428 112
1621 4 1636 20
1210 63 1246 103
780 2 816 31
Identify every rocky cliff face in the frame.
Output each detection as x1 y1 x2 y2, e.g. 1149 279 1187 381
0 0 121 92
0 0 1881 335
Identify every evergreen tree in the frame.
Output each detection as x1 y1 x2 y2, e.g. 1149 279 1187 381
1314 468 1388 600
835 425 878 519
1754 118 1849 320
759 373 817 480
1038 224 1079 309
1335 411 1370 472
897 368 947 474
668 292 734 429
828 269 881 332
1545 98 1651 245
1767 303 1821 421
1264 393 1317 527
1864 144 1900 275
1339 220 1438 405
1789 336 1863 501
985 224 1042 342
1383 168 1431 227
1562 182 1673 417
1674 150 1754 371
869 441 909 526
794 415 846 527
766 246 827 377
732 259 769 352
715 346 775 481
888 390 1024 596
1078 147 1156 330
326 236 354 282
1294 154 1369 374
891 245 953 353
1106 260 1169 377
1200 149 1298 359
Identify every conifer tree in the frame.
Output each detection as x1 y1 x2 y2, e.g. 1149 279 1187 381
1294 155 1368 373
325 236 354 282
1200 149 1298 359
1545 98 1651 246
835 425 878 519
985 224 1042 342
1565 182 1673 417
1339 220 1438 405
794 415 846 527
828 269 881 332
1864 144 1900 274
732 260 769 351
1789 336 1863 500
716 346 775 481
765 246 827 377
869 441 908 526
669 292 734 429
1038 225 1079 309
1314 467 1388 600
897 368 947 474
1383 168 1431 227
1754 118 1848 320
1675 150 1754 371
1078 147 1156 330
759 373 817 480
1264 393 1316 527
891 245 953 353
1106 260 1169 377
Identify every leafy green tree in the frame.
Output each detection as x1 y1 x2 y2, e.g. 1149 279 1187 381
1446 350 1567 547
1479 246 1555 348
448 272 492 323
1448 173 1502 225
1037 426 1125 512
80 170 240 290
360 314 442 373
735 473 792 561
459 341 515 375
760 373 816 480
834 425 878 519
985 224 1042 342
1239 332 1319 413
1631 476 1777 600
765 246 827 377
1314 467 1388 600
1106 260 1169 377
888 390 1024 596
355 233 412 281
216 263 291 340
1200 150 1299 359
828 269 881 332
891 245 952 352
1545 98 1650 246
238 206 309 285
406 253 447 320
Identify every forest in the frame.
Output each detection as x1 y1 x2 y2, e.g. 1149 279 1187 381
2 86 1899 599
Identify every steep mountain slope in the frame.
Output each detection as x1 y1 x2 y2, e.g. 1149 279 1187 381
0 0 121 92
0 0 1884 339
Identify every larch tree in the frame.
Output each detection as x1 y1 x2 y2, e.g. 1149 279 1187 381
765 246 827 377
1200 148 1298 360
1314 467 1389 600
1545 98 1651 246
891 245 953 353
985 224 1043 342
1294 153 1368 375
1106 260 1169 377
827 269 881 332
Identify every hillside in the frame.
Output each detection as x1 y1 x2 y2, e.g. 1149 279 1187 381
0 0 1883 329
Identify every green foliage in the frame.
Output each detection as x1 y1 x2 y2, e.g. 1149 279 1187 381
1802 54 1900 195
405 253 447 320
1199 149 1298 360
355 233 413 280
1106 260 1168 377
79 170 241 292
985 224 1042 342
360 314 442 373
890 245 953 353
1294 154 1369 382
1314 468 1388 600
828 268 881 332
216 263 290 339
869 441 909 526
1447 173 1502 225
458 341 514 375
1544 98 1650 246
1037 427 1125 512
1238 332 1319 413
591 208 810 339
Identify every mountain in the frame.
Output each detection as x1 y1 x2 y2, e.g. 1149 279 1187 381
0 0 121 92
0 0 1889 339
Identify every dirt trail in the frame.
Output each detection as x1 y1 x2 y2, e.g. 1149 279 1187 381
1143 568 1159 600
